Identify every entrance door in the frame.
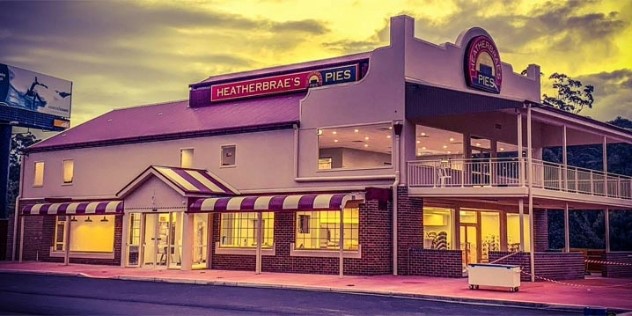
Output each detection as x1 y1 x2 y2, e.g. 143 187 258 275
126 213 142 267
460 224 478 266
141 212 182 268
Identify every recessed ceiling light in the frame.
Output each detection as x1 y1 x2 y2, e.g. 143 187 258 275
447 151 451 154
416 140 420 144
364 144 368 148
389 126 393 130
364 136 369 140
333 131 337 135
449 137 455 142
475 142 481 146
334 139 339 143
386 135 391 138
500 148 505 151
421 146 426 150
317 129 323 136
421 132 426 137
442 145 448 149
354 129 359 133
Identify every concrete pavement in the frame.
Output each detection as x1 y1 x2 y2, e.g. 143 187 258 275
1 261 631 313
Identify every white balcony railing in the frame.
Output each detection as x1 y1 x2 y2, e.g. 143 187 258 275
407 158 632 200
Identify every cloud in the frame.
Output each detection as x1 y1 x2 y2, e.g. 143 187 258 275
578 69 632 121
270 19 329 34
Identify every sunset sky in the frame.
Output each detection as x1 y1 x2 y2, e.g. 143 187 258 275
1 0 631 129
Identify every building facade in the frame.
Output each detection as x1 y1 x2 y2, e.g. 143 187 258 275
9 16 632 280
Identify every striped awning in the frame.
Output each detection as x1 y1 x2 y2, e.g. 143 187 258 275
22 201 124 216
189 193 363 213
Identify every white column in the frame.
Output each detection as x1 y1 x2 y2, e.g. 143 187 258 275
518 199 524 252
64 217 71 266
605 208 610 252
527 105 535 282
255 212 263 274
603 136 608 196
339 207 344 277
562 126 568 191
517 113 524 187
564 203 570 252
181 212 194 270
19 216 25 262
121 213 129 267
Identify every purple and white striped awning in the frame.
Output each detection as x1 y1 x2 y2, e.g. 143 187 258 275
22 201 124 216
189 193 363 213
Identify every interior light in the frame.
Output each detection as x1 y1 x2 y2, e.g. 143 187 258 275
386 135 391 138
317 129 323 136
442 145 448 149
354 129 359 133
364 136 369 140
85 216 93 223
70 216 77 222
334 139 339 143
389 126 393 130
421 146 426 150
447 151 451 154
421 132 426 136
449 137 455 142
500 148 505 151
475 142 481 147
416 140 420 144
100 216 109 222
364 144 369 148
332 131 337 135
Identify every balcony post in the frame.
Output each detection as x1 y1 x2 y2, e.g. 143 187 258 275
562 125 567 191
564 203 570 253
605 208 610 252
527 105 535 282
603 136 608 196
517 112 524 187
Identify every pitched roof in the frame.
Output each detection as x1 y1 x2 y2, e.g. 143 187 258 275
30 94 302 151
117 165 238 198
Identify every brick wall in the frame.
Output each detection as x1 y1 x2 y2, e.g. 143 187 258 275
396 186 423 275
534 209 548 252
602 252 632 278
19 214 122 265
489 251 585 281
5 215 15 260
407 248 463 278
212 190 393 275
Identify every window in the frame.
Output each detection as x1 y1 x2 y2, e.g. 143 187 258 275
220 212 274 248
180 149 194 168
507 213 530 252
34 161 44 186
318 123 392 170
295 208 359 250
62 160 74 184
53 215 115 253
221 145 236 166
423 207 454 250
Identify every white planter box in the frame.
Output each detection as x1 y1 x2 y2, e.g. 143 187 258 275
467 263 521 292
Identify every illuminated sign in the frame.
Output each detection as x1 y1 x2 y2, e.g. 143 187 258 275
53 118 70 129
211 64 358 102
464 36 502 94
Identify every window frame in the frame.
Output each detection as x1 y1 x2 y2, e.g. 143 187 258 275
218 212 274 249
220 145 237 168
62 159 74 185
293 208 359 251
33 161 45 187
180 148 194 168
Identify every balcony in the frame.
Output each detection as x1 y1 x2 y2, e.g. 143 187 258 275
407 158 632 205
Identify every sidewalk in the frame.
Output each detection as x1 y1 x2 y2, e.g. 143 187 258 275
1 261 631 312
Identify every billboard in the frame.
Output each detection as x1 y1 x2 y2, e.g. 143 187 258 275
0 64 72 118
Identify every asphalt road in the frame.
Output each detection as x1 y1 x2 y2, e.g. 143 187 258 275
0 273 579 315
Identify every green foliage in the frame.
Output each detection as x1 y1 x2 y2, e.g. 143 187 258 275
543 73 594 114
7 133 38 209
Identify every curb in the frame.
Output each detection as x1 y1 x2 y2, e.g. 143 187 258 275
2 269 629 314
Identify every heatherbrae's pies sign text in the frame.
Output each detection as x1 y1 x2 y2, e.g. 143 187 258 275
211 64 358 102
464 35 502 94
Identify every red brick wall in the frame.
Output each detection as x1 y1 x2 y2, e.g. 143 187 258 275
395 186 423 275
534 209 548 252
602 252 632 278
407 248 463 278
489 251 585 281
19 214 122 265
211 192 393 275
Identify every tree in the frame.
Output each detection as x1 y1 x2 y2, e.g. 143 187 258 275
7 132 38 212
542 73 594 114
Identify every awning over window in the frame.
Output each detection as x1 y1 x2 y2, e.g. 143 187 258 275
22 201 124 216
189 193 363 213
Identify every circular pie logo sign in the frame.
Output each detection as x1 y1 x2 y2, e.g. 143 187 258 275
464 35 502 94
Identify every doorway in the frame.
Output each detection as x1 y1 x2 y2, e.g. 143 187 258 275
460 224 478 266
129 212 183 269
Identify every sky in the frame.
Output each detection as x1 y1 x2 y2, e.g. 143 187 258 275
1 0 631 130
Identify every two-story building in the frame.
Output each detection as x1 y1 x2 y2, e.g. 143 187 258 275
10 15 632 281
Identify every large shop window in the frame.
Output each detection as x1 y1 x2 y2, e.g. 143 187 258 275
318 123 392 170
53 215 115 253
33 161 44 187
219 212 274 248
507 213 530 252
423 207 454 250
295 208 359 250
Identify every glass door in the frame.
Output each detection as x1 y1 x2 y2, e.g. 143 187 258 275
142 213 161 267
126 213 142 267
460 224 478 267
192 213 209 269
